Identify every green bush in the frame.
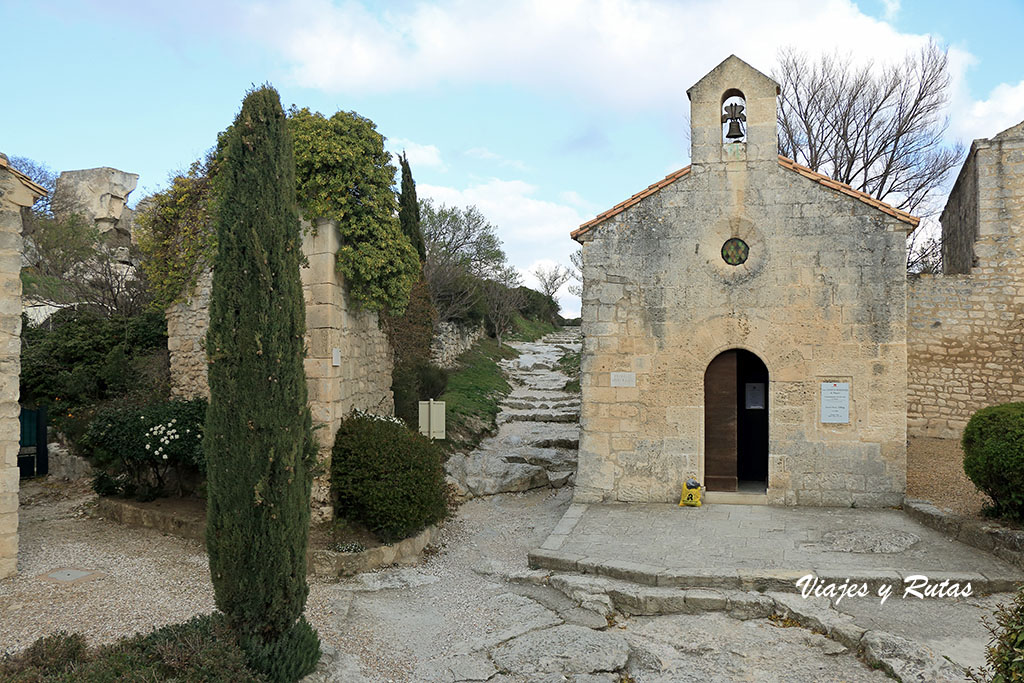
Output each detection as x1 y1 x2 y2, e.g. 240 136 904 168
0 614 267 682
975 587 1024 683
963 402 1024 520
331 411 447 543
81 398 207 500
392 361 449 427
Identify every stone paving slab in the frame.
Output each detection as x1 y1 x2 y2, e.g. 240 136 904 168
531 502 1023 595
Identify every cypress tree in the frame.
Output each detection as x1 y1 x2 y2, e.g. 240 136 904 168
204 85 320 681
398 152 426 261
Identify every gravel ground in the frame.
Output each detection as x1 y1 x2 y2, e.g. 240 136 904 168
906 436 990 517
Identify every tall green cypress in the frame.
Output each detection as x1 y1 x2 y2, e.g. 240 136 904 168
204 86 320 681
398 152 426 261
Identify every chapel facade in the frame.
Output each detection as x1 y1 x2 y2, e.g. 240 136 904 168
572 56 915 507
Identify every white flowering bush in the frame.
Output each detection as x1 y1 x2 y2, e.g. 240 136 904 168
83 399 206 500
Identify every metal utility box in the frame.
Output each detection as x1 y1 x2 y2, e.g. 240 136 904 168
418 399 445 440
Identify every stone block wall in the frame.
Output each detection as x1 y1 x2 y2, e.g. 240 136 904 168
907 123 1024 439
430 321 485 369
0 158 36 579
167 219 394 521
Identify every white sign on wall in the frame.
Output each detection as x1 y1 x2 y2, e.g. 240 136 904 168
610 371 636 388
820 382 850 424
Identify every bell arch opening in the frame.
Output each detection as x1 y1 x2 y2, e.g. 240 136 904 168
703 348 768 492
721 88 747 144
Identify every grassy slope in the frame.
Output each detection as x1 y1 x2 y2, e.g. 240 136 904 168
440 315 557 452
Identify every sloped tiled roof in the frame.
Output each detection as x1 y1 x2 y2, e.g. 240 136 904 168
0 155 47 197
571 155 919 242
570 166 691 241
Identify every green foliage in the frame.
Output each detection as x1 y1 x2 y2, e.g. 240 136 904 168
20 309 169 441
398 152 426 260
331 411 447 543
0 614 269 682
205 85 319 677
971 587 1024 683
559 347 581 393
82 399 206 500
439 337 518 451
238 617 321 683
136 153 220 309
383 277 446 426
963 402 1024 520
516 286 559 325
288 106 419 312
508 312 557 343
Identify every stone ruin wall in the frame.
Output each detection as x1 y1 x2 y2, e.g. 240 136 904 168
0 158 35 579
907 125 1024 440
167 219 394 521
430 320 485 369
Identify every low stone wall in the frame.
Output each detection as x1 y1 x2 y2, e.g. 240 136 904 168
904 499 1024 571
430 321 485 369
47 443 92 480
94 496 206 543
310 524 441 577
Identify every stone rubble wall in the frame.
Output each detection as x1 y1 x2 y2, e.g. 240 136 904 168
166 219 394 521
430 320 485 369
0 160 33 579
907 126 1024 439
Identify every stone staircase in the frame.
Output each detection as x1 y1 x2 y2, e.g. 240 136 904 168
445 327 582 498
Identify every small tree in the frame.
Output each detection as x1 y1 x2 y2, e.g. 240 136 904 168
420 199 506 323
532 264 570 301
567 248 583 298
205 85 320 681
482 266 525 348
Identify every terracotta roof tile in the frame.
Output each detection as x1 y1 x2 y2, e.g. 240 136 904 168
571 156 919 242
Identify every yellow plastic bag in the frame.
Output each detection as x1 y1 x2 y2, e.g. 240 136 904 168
679 477 702 507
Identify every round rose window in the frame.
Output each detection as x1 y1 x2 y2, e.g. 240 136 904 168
721 238 749 266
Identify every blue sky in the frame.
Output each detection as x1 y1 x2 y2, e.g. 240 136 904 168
4 0 1024 316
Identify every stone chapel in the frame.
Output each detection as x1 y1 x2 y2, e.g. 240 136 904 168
571 55 916 507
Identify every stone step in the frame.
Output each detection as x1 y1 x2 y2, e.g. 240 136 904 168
502 400 580 411
486 421 580 451
525 550 1021 596
498 411 579 425
502 446 577 472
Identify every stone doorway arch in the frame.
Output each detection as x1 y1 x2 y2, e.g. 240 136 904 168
703 348 769 493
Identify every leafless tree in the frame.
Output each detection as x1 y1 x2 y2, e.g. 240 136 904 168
420 199 507 323
532 263 570 299
482 266 525 348
21 211 150 318
567 249 583 297
774 42 963 270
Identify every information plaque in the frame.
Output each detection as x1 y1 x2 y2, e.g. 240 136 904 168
745 382 765 409
820 382 850 424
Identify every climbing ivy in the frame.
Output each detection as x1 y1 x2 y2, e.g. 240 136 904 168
136 152 219 310
139 107 418 314
288 106 419 312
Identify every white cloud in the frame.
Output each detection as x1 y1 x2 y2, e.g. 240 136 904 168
388 138 445 169
881 0 901 21
949 78 1024 145
465 146 528 171
242 0 935 112
419 178 584 315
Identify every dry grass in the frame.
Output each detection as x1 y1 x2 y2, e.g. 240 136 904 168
907 436 992 518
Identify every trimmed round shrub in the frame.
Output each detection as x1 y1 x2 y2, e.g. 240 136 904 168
963 402 1024 520
331 411 447 543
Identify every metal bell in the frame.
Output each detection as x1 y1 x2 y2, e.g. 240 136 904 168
725 119 744 140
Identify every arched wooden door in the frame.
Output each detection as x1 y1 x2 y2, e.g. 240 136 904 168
704 349 768 492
